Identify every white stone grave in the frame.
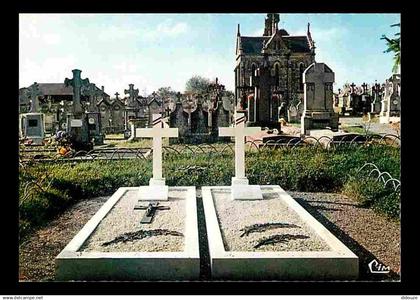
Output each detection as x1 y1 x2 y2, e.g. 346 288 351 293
219 112 263 200
202 186 359 280
55 113 199 281
202 114 359 279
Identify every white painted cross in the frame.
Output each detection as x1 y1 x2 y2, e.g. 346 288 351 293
219 112 263 200
136 113 178 200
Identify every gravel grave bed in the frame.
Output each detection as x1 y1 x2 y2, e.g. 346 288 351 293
81 189 186 253
19 190 400 281
212 188 330 252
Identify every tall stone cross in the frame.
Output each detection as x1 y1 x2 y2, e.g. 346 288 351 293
249 62 278 123
115 92 120 100
219 112 263 200
64 69 90 115
361 82 368 94
350 82 356 94
136 113 178 201
27 82 42 113
124 84 139 107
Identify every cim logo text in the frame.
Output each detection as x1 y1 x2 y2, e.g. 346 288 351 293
368 259 391 274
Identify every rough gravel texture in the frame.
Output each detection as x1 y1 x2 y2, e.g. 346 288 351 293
212 187 330 252
81 189 186 252
289 191 400 281
19 196 109 281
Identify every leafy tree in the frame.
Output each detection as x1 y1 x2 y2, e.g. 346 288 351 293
185 75 211 94
381 23 400 74
156 86 177 99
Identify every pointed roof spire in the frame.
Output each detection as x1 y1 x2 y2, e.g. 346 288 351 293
307 22 315 50
237 24 240 36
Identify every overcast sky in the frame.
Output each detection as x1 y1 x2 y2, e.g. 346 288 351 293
19 13 400 97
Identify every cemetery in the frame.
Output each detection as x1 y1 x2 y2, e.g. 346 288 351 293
19 13 401 282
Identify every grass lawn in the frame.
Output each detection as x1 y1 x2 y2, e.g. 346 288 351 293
19 144 400 240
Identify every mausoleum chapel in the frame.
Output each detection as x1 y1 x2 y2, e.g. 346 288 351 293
235 13 315 128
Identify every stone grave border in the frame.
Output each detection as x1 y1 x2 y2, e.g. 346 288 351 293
55 186 200 281
202 185 359 280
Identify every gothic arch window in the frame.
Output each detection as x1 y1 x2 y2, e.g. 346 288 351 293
299 63 306 91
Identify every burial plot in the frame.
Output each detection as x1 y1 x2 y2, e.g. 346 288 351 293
301 63 339 135
64 69 92 150
202 112 358 280
19 82 45 145
55 114 199 281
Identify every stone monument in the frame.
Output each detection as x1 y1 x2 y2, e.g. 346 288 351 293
64 69 92 150
248 55 281 130
380 74 401 123
219 112 263 200
83 83 104 145
201 110 358 279
300 63 339 135
135 114 178 201
19 82 45 145
55 113 199 281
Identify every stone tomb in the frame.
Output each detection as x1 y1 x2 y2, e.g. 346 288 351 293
202 186 358 280
19 113 45 145
55 114 199 281
19 82 45 145
55 187 198 281
203 114 358 279
301 63 339 135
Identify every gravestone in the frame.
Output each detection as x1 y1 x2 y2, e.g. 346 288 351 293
64 69 92 150
380 74 400 123
300 63 339 135
287 99 303 123
249 56 280 130
135 114 178 201
83 83 104 145
19 82 45 145
370 82 382 114
123 83 141 135
169 96 189 143
202 112 358 280
56 113 199 281
219 112 263 200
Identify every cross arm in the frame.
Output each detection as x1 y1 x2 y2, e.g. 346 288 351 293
81 78 90 86
135 127 179 138
219 126 261 137
219 127 236 137
244 127 262 135
64 78 73 87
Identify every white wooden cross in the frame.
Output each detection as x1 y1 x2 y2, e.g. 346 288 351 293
136 113 178 200
219 112 263 200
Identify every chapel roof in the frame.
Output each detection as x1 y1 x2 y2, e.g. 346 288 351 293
239 35 311 55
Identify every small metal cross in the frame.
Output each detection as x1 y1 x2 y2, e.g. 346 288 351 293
134 202 170 224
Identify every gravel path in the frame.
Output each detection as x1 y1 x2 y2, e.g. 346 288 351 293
339 117 400 136
19 190 400 281
289 191 400 281
19 196 109 281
